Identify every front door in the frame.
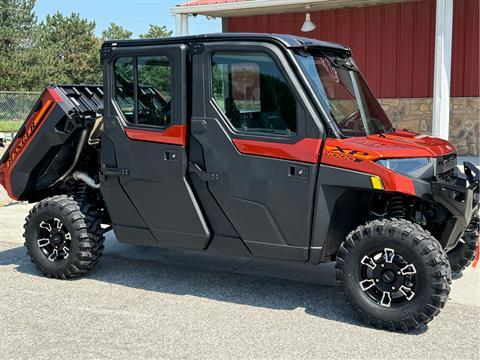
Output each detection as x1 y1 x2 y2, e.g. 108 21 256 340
101 44 210 249
189 42 323 261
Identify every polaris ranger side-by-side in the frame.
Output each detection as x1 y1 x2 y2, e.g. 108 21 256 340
1 34 478 331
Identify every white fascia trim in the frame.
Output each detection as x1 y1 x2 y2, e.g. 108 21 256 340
171 0 316 15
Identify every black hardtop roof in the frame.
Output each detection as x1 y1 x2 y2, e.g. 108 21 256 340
102 33 351 54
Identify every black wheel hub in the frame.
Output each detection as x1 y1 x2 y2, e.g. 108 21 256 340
37 218 71 262
381 269 396 284
359 248 417 308
51 234 64 246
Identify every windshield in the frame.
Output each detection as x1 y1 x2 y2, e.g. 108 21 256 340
296 52 394 136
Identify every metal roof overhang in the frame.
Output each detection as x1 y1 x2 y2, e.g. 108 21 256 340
172 0 413 17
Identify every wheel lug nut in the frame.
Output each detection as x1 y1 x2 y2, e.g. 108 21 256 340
381 264 384 267
397 271 401 275
376 279 380 283
392 286 396 290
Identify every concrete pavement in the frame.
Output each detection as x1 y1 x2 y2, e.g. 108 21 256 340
0 202 479 360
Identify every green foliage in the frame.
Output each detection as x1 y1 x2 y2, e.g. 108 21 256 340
0 1 173 92
102 23 133 41
139 25 172 39
35 12 102 86
138 57 171 99
0 0 38 90
0 120 21 132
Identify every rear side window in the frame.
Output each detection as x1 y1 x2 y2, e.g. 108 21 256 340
114 56 172 127
212 52 297 136
114 58 135 123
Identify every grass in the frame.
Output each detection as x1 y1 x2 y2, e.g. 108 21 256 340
0 120 21 132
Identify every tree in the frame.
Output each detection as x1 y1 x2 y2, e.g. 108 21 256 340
139 25 172 39
102 23 132 41
0 0 38 90
35 12 102 86
0 3 174 91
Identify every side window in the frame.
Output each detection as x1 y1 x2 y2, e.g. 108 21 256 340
114 55 172 127
137 56 171 127
212 52 297 136
114 58 135 123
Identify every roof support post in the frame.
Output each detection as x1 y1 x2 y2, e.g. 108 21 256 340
181 14 189 36
175 14 189 36
432 0 453 140
175 14 182 36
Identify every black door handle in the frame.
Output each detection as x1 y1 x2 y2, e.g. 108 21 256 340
164 150 180 162
288 165 309 180
189 162 220 182
102 164 130 177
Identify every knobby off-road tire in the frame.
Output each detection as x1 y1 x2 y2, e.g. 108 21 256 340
335 218 451 331
448 229 479 273
24 195 105 279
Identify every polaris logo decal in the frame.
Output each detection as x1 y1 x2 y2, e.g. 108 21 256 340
325 146 374 162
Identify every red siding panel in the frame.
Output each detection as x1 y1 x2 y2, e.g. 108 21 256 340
451 0 466 96
351 10 367 73
381 5 398 98
365 6 383 94
452 0 480 97
227 0 478 98
412 0 435 97
397 3 415 97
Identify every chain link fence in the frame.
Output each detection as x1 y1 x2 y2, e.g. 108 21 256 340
0 91 41 133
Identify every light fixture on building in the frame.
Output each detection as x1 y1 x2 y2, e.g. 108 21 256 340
301 5 316 32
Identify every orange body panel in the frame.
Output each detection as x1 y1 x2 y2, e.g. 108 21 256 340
232 130 455 196
232 138 322 164
125 125 187 146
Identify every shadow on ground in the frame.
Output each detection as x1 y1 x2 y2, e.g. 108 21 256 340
0 236 428 334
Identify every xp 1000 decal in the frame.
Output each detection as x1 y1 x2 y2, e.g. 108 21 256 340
324 145 374 162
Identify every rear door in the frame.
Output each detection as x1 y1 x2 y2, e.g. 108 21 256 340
101 44 210 249
189 42 323 261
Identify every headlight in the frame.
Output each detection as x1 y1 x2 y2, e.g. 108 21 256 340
376 158 434 178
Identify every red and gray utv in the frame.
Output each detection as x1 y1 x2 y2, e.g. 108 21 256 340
1 34 478 331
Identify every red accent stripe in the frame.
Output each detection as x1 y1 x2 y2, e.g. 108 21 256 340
232 138 322 164
125 125 187 146
47 88 63 103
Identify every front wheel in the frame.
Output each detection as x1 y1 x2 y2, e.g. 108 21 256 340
336 218 450 331
448 227 479 274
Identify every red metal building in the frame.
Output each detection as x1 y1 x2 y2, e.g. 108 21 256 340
173 0 480 155
226 0 479 98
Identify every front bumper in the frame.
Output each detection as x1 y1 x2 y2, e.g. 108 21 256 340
431 162 479 251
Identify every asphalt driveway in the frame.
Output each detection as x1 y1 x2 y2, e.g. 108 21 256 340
0 202 479 360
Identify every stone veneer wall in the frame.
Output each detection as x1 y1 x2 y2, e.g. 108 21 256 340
379 97 480 156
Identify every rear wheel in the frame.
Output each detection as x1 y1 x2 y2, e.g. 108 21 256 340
336 218 450 331
24 195 105 279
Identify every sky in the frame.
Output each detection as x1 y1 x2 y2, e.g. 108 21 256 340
34 0 222 37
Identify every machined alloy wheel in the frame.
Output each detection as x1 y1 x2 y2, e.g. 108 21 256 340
336 218 451 331
359 248 417 308
37 218 72 262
